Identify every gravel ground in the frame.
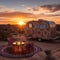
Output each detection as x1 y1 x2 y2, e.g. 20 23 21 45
0 41 60 60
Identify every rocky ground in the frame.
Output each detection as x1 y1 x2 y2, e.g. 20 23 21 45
0 41 60 60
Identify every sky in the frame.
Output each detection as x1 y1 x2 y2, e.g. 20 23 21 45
0 0 60 24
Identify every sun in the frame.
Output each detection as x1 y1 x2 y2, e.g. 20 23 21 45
18 21 25 25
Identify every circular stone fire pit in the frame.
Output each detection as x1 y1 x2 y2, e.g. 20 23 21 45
0 41 40 58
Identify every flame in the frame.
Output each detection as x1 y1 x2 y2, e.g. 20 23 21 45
13 41 25 46
17 41 21 46
22 42 25 44
13 42 16 45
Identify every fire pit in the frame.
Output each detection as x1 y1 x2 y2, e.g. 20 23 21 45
0 41 40 58
11 41 34 55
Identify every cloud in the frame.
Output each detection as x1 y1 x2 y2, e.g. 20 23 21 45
0 5 37 19
20 4 25 7
0 5 38 24
28 4 60 12
27 4 60 16
40 4 60 12
0 5 60 24
0 5 16 12
0 21 17 24
0 11 38 24
28 8 39 11
0 12 37 19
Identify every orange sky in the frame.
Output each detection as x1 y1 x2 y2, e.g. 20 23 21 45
0 15 60 24
0 4 60 24
0 12 60 24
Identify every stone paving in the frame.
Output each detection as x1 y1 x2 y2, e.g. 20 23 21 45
0 41 60 60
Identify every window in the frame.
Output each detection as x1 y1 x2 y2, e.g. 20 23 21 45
40 24 46 29
29 23 32 28
49 21 56 27
34 24 38 28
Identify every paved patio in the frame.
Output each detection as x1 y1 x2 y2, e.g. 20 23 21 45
0 41 60 60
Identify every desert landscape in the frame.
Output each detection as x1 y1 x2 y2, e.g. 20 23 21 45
0 0 60 60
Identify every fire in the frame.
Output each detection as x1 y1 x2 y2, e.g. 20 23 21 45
17 41 21 46
13 42 16 45
13 41 25 46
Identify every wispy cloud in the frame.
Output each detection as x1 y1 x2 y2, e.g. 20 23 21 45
0 5 38 24
40 4 60 12
20 4 25 7
0 5 37 22
0 12 37 18
0 4 60 24
27 4 60 16
0 5 16 12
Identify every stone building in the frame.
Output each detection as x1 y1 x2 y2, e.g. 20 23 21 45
24 19 57 40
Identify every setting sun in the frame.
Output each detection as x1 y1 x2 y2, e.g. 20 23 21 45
18 21 25 25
